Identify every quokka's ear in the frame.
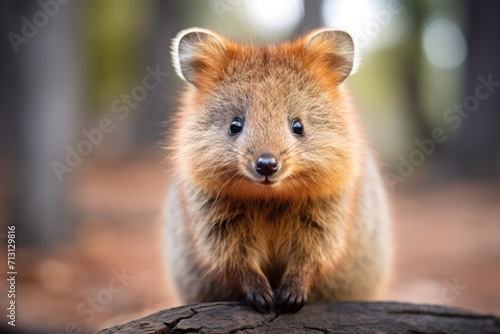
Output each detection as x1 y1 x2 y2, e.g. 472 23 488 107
304 29 357 83
171 28 227 86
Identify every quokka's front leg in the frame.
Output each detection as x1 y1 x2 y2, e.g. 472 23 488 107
207 220 275 313
221 247 274 313
274 259 315 314
274 218 332 313
238 265 275 313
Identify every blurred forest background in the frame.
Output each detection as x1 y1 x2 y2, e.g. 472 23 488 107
0 0 499 332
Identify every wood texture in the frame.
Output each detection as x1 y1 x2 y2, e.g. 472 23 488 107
97 301 500 333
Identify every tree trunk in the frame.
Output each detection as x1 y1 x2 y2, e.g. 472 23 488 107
0 0 83 247
97 301 500 334
437 0 500 179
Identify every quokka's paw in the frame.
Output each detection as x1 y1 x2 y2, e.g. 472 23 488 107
244 278 275 313
274 279 307 314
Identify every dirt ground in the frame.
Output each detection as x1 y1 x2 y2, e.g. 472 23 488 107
2 156 500 333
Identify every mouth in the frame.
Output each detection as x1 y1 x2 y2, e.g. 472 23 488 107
260 177 276 185
242 173 279 186
242 168 283 186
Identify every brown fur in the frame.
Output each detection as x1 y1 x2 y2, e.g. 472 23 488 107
164 28 391 313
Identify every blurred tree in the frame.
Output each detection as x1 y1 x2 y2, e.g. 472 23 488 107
0 0 83 247
0 0 28 236
438 0 500 180
136 0 193 147
85 0 152 114
294 0 322 36
85 0 203 149
400 0 433 141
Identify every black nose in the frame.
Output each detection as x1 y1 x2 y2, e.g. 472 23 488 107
255 153 278 176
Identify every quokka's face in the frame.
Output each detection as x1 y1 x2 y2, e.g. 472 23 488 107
172 28 362 199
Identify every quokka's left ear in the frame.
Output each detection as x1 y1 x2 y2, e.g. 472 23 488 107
304 29 357 83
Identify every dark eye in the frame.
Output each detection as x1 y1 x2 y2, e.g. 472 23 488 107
229 117 244 135
291 119 304 136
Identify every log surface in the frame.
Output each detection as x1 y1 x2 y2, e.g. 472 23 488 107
97 301 500 334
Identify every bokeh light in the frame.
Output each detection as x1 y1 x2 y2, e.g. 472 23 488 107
422 17 468 69
243 0 304 33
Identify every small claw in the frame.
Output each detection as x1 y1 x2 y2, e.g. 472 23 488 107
242 274 275 313
246 290 274 313
274 284 306 314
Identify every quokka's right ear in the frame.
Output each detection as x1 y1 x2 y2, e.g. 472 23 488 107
303 29 357 84
171 28 227 86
